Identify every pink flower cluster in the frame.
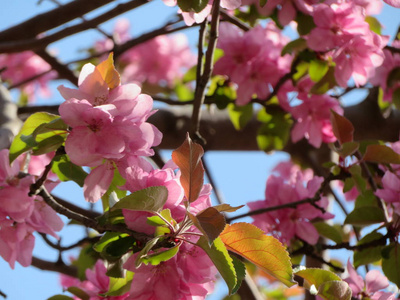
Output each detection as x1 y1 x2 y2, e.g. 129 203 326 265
162 0 241 26
58 61 162 203
95 19 195 87
0 51 56 102
120 160 217 300
214 22 292 105
306 2 386 87
345 261 395 300
61 260 129 300
285 78 343 148
247 161 333 245
0 149 63 268
370 40 400 102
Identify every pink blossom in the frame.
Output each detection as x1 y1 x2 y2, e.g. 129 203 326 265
0 51 56 102
61 260 129 300
345 261 395 300
333 32 386 87
383 0 400 8
289 90 343 148
248 161 333 245
370 40 400 102
214 22 292 105
120 34 195 87
307 3 370 52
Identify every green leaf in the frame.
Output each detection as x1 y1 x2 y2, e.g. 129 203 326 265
256 110 292 152
101 165 127 211
175 83 193 102
213 204 244 213
147 215 167 226
228 103 253 131
66 287 89 300
93 232 126 253
104 272 134 296
354 232 385 268
103 236 136 260
177 0 208 12
9 112 63 162
365 16 382 35
182 65 197 83
309 59 329 82
296 12 316 35
141 244 180 265
230 255 246 294
295 268 351 300
51 154 87 187
363 144 400 164
310 67 337 94
382 243 400 288
197 236 238 295
333 141 359 158
135 237 160 268
344 206 386 226
220 223 294 287
354 190 378 208
47 296 74 300
111 186 168 212
292 61 309 82
281 38 307 56
317 281 352 300
259 0 267 7
313 222 343 244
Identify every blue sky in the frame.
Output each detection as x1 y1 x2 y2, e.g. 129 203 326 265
0 1 399 299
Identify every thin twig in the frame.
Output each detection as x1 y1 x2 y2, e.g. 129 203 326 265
220 9 251 32
39 233 100 251
203 154 225 205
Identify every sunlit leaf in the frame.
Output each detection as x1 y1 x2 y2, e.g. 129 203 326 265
230 255 246 294
135 237 160 268
96 53 120 89
141 244 180 265
365 16 382 35
318 281 352 300
281 38 307 56
172 133 204 203
220 223 294 287
228 103 253 131
197 236 237 294
309 59 329 82
363 144 400 164
295 268 351 300
111 186 168 212
330 110 354 144
104 271 134 296
310 67 336 94
9 112 62 162
313 222 342 244
93 232 127 253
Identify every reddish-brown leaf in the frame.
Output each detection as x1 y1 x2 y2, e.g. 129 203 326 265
363 144 400 164
330 110 354 144
171 133 204 203
189 207 226 243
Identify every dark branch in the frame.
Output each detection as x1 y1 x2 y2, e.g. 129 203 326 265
31 256 77 277
0 0 149 53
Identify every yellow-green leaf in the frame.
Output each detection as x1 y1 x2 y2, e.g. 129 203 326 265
219 223 294 287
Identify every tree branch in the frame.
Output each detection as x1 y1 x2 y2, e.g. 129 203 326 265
0 0 149 53
0 0 115 41
190 0 221 144
31 256 77 277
